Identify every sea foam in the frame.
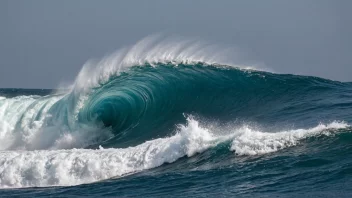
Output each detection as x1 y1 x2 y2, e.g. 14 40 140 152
0 117 347 188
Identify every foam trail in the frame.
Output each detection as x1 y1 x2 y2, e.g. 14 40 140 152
0 118 348 188
231 122 349 155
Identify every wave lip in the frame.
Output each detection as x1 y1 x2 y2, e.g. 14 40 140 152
72 35 255 92
0 117 348 188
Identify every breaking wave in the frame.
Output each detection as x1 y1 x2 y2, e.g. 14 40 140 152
0 37 351 188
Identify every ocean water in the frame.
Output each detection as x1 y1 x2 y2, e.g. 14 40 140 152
1 40 352 197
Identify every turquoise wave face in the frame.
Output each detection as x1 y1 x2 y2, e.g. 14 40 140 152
59 62 351 147
1 62 351 151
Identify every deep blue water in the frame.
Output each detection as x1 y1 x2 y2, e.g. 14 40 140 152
0 63 351 197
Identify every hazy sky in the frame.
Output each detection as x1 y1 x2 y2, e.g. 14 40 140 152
1 0 351 88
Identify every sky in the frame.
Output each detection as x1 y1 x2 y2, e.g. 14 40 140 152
1 0 351 88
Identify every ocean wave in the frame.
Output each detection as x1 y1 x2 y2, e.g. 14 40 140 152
0 38 351 190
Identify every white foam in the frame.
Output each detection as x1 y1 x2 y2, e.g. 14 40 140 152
0 96 112 151
0 118 219 188
231 122 349 155
0 96 57 150
0 117 348 188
